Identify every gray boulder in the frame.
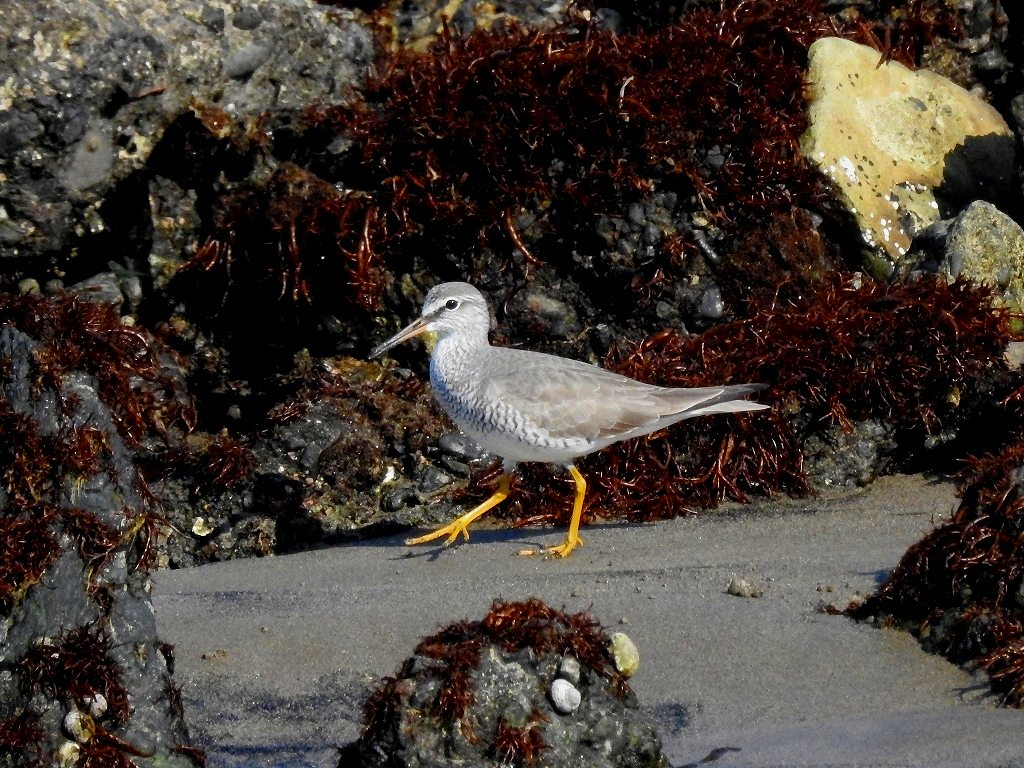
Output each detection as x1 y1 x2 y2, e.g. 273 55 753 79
0 0 374 266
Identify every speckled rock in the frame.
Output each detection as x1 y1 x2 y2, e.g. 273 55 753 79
505 286 583 341
801 37 1015 273
942 201 1024 312
0 0 374 267
389 0 569 50
802 418 898 489
353 600 665 768
0 326 199 765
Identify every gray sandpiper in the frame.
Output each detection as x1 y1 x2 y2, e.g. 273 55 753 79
370 282 769 557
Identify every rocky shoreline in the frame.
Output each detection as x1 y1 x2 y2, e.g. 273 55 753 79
2 1 1024 765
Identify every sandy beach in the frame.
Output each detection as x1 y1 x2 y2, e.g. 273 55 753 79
152 474 1024 767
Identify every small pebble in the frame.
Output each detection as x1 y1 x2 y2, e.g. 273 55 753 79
224 43 272 79
384 486 418 512
17 278 40 295
726 576 764 598
417 466 453 494
550 678 582 714
609 632 639 677
1007 342 1024 372
438 455 472 477
192 517 215 537
438 432 485 460
83 692 107 718
558 655 581 685
697 287 725 319
55 742 81 768
232 6 262 29
63 708 94 743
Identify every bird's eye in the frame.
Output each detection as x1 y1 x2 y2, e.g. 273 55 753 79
445 299 459 310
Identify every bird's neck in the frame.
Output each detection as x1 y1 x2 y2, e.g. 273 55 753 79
435 327 489 359
430 330 489 399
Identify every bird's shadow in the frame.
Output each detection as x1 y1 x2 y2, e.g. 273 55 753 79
385 527 549 561
367 519 645 561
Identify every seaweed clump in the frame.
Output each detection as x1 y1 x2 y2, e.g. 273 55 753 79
848 425 1024 705
0 292 196 446
0 294 192 605
342 0 838 273
0 514 60 613
0 292 201 765
183 0 859 359
490 274 1010 527
357 599 659 768
19 625 132 726
176 0 976 375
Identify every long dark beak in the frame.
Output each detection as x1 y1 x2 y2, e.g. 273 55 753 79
369 317 431 359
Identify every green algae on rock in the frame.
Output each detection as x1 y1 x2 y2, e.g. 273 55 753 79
943 201 1024 315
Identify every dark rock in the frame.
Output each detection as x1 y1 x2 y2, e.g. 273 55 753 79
155 358 452 557
384 485 419 512
67 271 124 305
438 431 485 461
954 0 1009 54
0 0 374 268
0 325 199 765
0 109 44 154
802 419 897 489
417 465 454 494
232 5 263 30
354 599 666 768
696 287 725 320
437 455 473 477
200 3 226 32
505 287 582 341
275 400 346 471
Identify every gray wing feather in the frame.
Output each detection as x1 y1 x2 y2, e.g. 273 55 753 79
481 349 764 443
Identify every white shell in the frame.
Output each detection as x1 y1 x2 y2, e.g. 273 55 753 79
550 678 582 714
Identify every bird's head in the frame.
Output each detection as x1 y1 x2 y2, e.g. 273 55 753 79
369 282 491 360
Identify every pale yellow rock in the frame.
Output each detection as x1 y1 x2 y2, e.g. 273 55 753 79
801 37 1013 269
609 631 639 677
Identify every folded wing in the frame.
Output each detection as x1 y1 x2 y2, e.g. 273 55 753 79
481 351 766 447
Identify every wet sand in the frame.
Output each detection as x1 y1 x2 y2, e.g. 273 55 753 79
153 474 1024 767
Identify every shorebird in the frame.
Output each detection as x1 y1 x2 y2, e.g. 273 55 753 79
370 282 769 557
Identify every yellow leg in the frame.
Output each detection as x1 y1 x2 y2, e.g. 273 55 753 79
545 465 586 558
406 474 512 547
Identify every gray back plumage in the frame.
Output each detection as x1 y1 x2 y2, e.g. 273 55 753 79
416 284 769 463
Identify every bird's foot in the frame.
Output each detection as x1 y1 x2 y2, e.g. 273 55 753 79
519 533 584 558
405 516 475 547
545 532 583 558
406 478 512 550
